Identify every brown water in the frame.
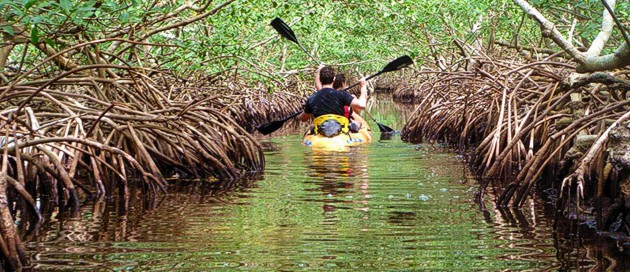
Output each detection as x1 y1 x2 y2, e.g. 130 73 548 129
23 102 629 271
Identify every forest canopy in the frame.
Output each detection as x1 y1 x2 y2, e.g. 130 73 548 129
2 0 629 85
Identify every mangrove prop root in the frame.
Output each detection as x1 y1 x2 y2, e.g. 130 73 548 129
0 55 306 270
401 50 630 213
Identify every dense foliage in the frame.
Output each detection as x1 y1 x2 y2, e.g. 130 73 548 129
2 0 629 85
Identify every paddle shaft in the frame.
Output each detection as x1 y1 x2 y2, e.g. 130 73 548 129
271 17 320 64
341 70 383 92
295 43 319 64
282 110 302 121
363 110 379 123
362 107 394 132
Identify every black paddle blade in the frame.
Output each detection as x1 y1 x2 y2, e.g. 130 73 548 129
271 17 299 45
257 120 286 135
381 55 413 73
376 122 395 133
256 111 302 135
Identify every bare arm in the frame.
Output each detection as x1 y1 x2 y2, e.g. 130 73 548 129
349 79 368 110
314 64 324 90
350 94 361 114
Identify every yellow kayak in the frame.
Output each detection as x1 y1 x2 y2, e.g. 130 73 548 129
303 118 372 151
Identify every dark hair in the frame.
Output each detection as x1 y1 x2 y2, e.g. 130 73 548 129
319 66 335 85
333 73 346 90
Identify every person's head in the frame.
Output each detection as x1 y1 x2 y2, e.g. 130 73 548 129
319 66 335 85
333 73 346 90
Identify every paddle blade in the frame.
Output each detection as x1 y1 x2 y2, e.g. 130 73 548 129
380 55 413 73
256 120 286 135
256 111 302 135
376 122 395 133
271 17 299 44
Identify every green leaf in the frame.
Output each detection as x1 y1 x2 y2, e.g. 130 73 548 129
1 26 14 36
30 15 42 24
30 26 39 44
24 0 37 11
12 6 24 17
59 0 71 12
119 11 129 23
44 37 55 47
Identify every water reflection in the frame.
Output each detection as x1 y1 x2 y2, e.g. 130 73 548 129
378 131 397 141
303 149 371 220
22 134 630 271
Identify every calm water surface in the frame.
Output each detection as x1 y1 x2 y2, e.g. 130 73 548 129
24 132 627 271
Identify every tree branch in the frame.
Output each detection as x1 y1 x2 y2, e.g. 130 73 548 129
514 0 630 72
512 0 586 63
580 43 630 72
568 71 630 89
600 0 630 48
141 0 234 41
586 0 615 57
0 44 13 70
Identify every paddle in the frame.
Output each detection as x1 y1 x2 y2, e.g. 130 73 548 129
257 111 302 135
257 18 315 136
341 55 413 92
364 110 394 133
256 56 413 135
342 55 412 133
270 17 319 63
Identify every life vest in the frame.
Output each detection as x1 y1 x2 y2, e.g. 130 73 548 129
313 114 350 136
344 106 351 120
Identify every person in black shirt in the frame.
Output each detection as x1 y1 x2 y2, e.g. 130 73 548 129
333 73 368 132
299 66 367 136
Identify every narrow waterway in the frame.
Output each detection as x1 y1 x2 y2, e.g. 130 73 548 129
23 102 628 271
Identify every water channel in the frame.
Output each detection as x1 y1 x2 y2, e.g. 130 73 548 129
24 102 628 271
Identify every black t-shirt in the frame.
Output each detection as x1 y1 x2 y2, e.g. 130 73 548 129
304 87 355 118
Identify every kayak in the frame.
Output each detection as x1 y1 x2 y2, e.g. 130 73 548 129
303 118 372 151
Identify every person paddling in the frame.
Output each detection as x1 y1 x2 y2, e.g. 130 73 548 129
333 73 369 133
299 66 367 137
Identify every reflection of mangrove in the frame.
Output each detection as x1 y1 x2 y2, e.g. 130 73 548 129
25 174 261 266
479 182 630 270
386 211 418 226
260 141 282 153
401 49 630 239
0 47 306 270
379 132 393 141
553 216 630 271
378 131 400 141
479 194 555 270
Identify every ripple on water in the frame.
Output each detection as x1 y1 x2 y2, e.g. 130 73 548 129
24 134 620 271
